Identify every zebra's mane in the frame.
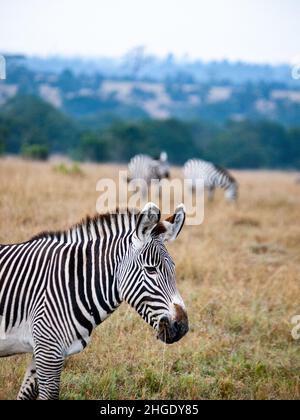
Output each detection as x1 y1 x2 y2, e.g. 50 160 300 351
29 208 167 242
214 164 237 184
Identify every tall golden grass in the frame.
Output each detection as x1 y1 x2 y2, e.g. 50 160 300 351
0 157 300 400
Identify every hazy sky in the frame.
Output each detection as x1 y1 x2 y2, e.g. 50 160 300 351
0 0 299 63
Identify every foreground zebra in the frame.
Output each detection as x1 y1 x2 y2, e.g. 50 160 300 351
183 159 238 202
127 152 170 185
0 203 188 400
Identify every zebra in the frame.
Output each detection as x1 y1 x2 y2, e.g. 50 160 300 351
0 203 188 400
183 159 239 202
127 152 170 185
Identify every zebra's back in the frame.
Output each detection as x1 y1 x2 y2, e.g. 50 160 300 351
128 153 170 184
183 158 238 200
184 159 216 187
128 154 154 182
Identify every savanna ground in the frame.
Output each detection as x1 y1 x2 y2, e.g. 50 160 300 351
0 157 300 400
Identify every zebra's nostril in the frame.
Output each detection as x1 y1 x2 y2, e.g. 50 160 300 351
159 316 170 327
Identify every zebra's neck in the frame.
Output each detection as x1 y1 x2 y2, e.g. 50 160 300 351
33 212 139 327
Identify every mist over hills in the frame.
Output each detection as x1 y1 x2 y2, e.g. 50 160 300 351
23 53 296 85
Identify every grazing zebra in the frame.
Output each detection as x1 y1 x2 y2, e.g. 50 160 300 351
0 203 188 400
183 159 238 202
127 152 170 185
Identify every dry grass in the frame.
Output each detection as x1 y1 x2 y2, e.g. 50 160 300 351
0 157 300 400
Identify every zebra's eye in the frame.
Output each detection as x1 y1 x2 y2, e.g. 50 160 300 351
144 266 157 276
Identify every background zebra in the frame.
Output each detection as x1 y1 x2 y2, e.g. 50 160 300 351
127 151 170 186
183 159 239 202
0 203 188 400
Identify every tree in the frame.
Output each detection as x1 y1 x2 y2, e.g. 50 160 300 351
0 125 8 155
21 144 49 161
287 128 300 168
0 95 80 154
78 132 108 162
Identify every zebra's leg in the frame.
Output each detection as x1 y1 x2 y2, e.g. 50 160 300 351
17 357 39 400
34 345 64 400
207 186 215 202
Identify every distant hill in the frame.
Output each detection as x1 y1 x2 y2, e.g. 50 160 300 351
1 55 300 127
0 95 80 155
25 55 295 85
1 54 300 169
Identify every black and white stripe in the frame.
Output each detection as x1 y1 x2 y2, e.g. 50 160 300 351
183 159 239 202
128 152 170 185
0 203 188 400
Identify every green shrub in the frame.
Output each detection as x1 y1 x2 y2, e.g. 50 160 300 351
22 144 49 161
54 163 83 176
0 140 4 155
0 126 7 155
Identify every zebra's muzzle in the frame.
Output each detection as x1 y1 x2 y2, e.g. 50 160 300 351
157 314 189 344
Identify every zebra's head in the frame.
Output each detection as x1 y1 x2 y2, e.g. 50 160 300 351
156 151 170 179
118 203 188 344
225 181 239 202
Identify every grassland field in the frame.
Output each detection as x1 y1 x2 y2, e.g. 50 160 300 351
0 157 300 400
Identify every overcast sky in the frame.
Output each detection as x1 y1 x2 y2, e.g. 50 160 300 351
0 0 299 63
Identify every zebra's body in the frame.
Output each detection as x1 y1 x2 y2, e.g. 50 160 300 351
0 203 188 400
183 159 238 202
127 152 170 185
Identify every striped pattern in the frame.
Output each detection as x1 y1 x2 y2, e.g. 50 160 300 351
127 152 170 185
183 159 238 201
0 204 187 399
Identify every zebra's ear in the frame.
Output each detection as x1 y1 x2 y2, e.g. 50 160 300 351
162 204 186 242
136 202 161 242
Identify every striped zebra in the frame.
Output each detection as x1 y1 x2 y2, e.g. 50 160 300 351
0 203 188 400
183 159 239 202
127 152 170 186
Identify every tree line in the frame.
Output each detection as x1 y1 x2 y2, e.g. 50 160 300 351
0 95 300 169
